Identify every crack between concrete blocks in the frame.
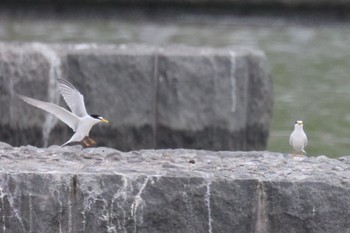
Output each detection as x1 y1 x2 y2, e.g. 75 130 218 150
131 176 150 233
205 181 213 233
70 175 78 233
0 189 6 233
153 51 159 149
255 180 268 233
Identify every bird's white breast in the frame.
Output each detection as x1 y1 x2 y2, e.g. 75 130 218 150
73 116 100 141
290 129 307 152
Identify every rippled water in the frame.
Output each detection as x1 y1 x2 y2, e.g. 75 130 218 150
2 12 350 157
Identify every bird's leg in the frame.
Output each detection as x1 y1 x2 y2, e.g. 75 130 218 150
86 137 96 145
82 137 92 147
80 136 96 148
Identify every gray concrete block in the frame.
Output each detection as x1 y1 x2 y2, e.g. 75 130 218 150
263 181 350 233
0 43 66 147
156 49 267 150
156 49 217 149
246 51 273 150
212 51 250 150
0 146 350 233
65 46 157 150
0 43 272 151
1 0 350 6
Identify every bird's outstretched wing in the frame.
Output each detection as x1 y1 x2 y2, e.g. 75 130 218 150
56 79 88 117
18 94 79 131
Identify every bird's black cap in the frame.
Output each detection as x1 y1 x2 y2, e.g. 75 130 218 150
90 114 101 119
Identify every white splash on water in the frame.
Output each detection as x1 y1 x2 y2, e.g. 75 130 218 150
205 182 213 233
32 43 61 147
229 51 237 113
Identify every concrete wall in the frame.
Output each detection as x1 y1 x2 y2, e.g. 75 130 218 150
2 0 350 6
0 43 272 151
0 144 350 232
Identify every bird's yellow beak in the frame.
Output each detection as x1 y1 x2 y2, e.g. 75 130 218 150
101 118 109 123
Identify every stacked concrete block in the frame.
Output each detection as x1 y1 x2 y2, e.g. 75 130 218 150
0 146 350 233
0 43 272 151
65 46 158 150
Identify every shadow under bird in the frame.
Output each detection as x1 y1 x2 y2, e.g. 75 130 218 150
18 78 109 147
289 120 308 157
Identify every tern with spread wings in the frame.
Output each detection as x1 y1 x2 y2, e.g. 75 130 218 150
18 79 109 147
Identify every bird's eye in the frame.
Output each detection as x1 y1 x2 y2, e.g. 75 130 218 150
295 121 297 124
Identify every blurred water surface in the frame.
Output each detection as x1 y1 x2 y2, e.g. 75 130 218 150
2 13 350 157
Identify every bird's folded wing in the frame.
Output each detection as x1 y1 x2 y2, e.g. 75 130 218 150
18 94 79 131
56 79 88 117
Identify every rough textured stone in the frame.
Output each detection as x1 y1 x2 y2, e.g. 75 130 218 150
0 144 350 232
156 49 253 150
1 0 350 6
0 42 272 151
246 51 273 150
0 43 67 147
66 45 158 150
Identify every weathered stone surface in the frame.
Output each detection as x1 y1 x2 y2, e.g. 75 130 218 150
1 0 350 6
0 42 272 151
0 144 350 232
246 51 273 150
0 43 67 147
66 45 158 150
156 49 254 150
